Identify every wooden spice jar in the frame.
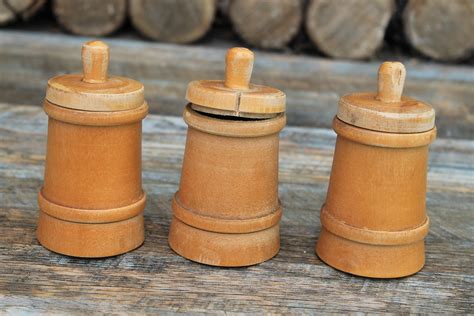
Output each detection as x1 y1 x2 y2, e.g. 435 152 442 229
168 48 286 267
316 62 436 278
37 41 148 257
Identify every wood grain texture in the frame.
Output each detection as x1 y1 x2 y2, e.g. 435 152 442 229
0 103 472 313
187 47 286 118
337 61 436 134
228 0 303 49
52 0 127 36
0 0 45 25
129 0 216 43
46 41 145 112
0 31 472 138
305 0 395 59
404 0 474 61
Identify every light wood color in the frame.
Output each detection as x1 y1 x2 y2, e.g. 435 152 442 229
305 0 395 59
225 47 253 89
376 61 405 103
129 0 216 44
37 101 148 258
169 106 286 267
187 47 285 118
404 0 474 61
228 0 303 49
46 41 144 112
52 0 126 36
171 48 286 266
0 103 472 313
0 0 45 25
337 61 435 133
82 41 109 84
317 117 436 278
37 41 148 257
318 61 437 278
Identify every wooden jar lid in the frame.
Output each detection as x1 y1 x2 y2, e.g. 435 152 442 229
186 47 286 118
337 62 435 133
46 41 144 111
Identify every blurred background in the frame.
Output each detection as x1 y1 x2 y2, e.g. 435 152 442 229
0 0 472 139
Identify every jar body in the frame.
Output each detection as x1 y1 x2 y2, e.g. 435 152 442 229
37 101 148 257
316 117 436 278
168 105 286 266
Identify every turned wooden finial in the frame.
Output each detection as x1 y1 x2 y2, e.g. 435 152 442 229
376 61 406 103
225 47 254 90
82 40 109 83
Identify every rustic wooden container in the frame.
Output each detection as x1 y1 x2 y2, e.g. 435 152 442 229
168 48 286 267
316 62 436 278
37 41 148 257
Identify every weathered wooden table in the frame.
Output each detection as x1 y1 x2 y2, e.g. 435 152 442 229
0 103 472 313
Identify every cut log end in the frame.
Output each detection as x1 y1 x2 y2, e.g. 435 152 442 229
228 0 303 49
53 0 127 36
403 0 474 61
129 0 216 44
305 0 395 59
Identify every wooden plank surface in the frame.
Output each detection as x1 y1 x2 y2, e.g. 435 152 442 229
0 30 473 139
0 103 473 314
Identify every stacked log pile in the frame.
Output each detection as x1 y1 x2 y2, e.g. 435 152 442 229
0 0 472 61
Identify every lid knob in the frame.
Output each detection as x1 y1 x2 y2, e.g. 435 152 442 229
225 47 254 90
82 40 109 84
376 62 406 103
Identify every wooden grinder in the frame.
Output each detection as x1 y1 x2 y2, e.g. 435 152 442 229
316 62 436 278
37 41 148 257
168 47 286 267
